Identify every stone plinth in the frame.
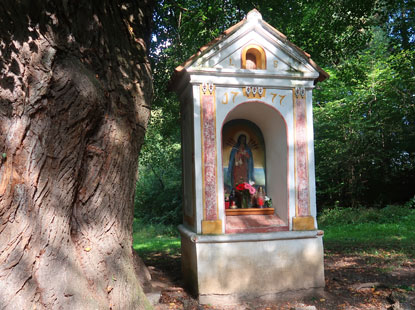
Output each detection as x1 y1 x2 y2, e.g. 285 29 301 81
225 214 288 234
179 225 325 303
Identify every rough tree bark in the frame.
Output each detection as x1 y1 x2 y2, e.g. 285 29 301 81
0 1 154 309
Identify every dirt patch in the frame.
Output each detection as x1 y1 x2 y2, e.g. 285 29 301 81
142 250 415 309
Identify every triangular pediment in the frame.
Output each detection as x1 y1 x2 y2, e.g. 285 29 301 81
202 32 310 74
173 10 328 83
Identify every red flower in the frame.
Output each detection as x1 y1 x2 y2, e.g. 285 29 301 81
236 184 244 191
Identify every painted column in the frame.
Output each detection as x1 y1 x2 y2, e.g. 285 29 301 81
293 86 315 230
200 82 222 234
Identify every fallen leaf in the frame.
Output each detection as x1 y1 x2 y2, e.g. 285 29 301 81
84 247 91 252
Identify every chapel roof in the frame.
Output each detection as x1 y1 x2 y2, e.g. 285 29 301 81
170 9 329 86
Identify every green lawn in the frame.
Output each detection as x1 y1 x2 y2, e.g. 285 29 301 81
132 219 180 260
319 204 415 257
133 203 415 258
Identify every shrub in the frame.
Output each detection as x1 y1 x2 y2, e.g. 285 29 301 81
318 199 415 227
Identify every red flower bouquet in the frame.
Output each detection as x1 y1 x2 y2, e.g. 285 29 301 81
235 182 256 208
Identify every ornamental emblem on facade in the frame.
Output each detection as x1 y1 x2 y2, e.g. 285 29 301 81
243 86 266 99
201 82 215 95
295 86 306 99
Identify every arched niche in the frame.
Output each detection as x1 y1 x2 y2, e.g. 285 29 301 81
221 101 288 223
222 119 266 192
241 44 266 70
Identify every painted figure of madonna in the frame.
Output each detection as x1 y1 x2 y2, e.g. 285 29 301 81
227 134 254 188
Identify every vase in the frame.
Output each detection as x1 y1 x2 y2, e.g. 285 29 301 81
241 196 248 208
248 196 254 208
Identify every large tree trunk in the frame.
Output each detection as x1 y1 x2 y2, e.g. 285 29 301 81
0 1 154 309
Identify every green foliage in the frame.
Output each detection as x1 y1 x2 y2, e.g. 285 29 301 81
134 111 182 226
314 28 415 208
385 0 415 50
249 0 379 65
132 218 179 239
319 200 415 227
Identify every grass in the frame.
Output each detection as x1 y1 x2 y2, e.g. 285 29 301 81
319 203 415 257
132 218 180 260
132 201 415 260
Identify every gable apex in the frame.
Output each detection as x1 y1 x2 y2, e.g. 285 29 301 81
246 8 262 22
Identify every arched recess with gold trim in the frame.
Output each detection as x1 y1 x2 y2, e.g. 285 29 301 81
221 101 288 225
241 44 266 70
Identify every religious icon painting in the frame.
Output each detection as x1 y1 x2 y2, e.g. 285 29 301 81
222 119 266 193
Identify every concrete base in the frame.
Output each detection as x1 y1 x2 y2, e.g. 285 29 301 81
178 225 325 302
198 287 325 306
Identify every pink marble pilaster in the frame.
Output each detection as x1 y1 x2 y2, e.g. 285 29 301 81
200 83 218 222
294 87 310 217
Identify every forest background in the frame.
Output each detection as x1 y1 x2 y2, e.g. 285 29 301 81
135 0 415 225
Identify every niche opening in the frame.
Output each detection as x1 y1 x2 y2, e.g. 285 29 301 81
241 45 266 70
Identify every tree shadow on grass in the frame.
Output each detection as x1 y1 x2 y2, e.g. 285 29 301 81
324 240 415 258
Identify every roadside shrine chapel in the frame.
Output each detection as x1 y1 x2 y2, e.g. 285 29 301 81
169 9 329 300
